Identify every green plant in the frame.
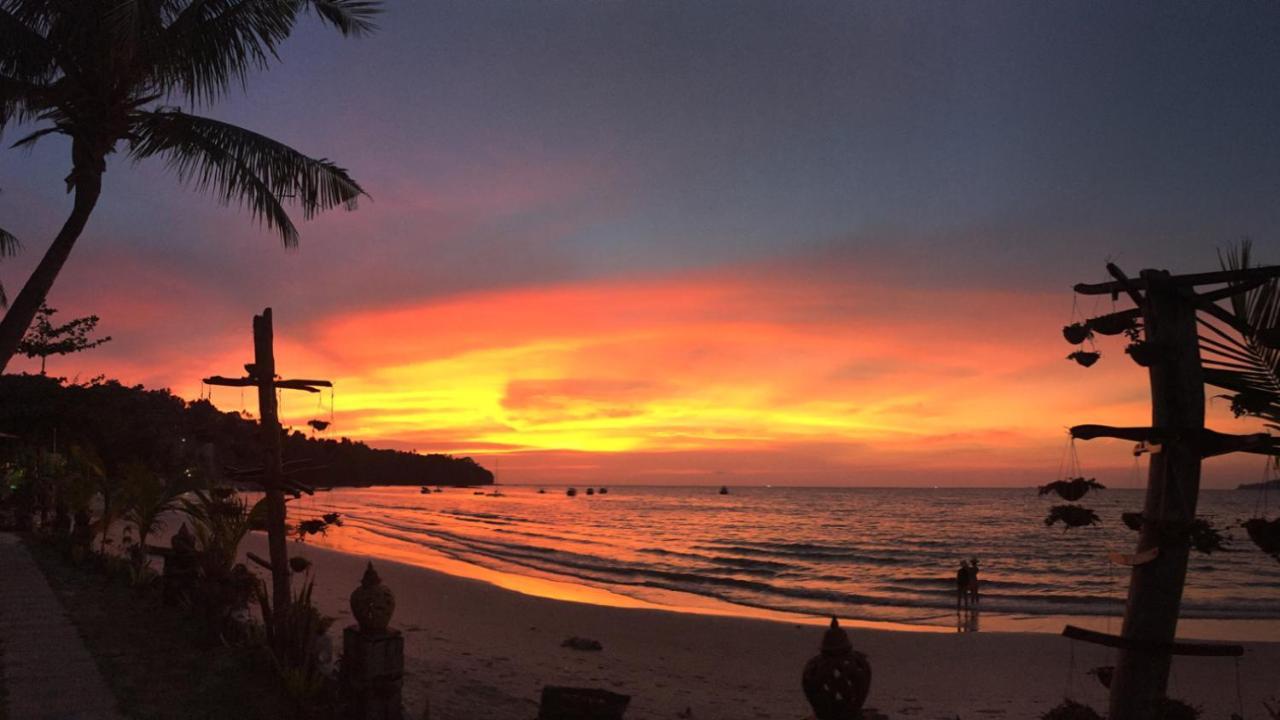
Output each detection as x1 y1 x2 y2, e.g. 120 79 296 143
181 488 266 641
255 578 337 718
121 463 183 559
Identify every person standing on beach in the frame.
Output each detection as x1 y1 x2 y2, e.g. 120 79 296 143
956 560 971 611
967 557 981 606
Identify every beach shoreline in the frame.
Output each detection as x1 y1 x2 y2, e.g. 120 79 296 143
244 533 1280 720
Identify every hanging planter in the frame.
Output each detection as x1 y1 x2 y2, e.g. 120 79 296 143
1063 323 1093 345
1121 512 1144 531
307 419 331 432
1039 477 1105 502
1186 519 1228 555
1125 341 1168 367
1223 391 1278 418
1041 699 1104 720
1136 518 1229 554
1243 517 1280 559
1045 504 1100 529
1068 351 1101 368
295 512 343 542
1088 313 1139 337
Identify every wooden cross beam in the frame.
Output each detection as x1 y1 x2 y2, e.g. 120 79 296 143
1105 262 1146 307
1061 625 1243 658
1074 265 1280 295
205 375 329 393
1070 424 1279 457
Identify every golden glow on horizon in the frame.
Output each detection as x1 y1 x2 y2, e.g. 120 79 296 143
55 261 1261 483
230 266 1188 483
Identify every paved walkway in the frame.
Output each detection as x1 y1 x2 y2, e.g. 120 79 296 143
0 533 122 720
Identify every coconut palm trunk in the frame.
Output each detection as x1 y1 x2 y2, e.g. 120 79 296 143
0 165 101 373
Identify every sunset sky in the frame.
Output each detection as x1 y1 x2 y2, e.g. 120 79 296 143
2 2 1279 485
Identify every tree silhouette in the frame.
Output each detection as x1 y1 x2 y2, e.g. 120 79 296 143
17 302 111 374
0 0 381 372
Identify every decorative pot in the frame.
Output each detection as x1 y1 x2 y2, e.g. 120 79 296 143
350 561 395 635
802 618 871 720
1124 341 1165 367
1062 323 1092 345
1067 351 1100 367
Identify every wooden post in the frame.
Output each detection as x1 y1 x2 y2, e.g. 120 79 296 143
203 308 331 643
1108 271 1205 720
253 308 291 629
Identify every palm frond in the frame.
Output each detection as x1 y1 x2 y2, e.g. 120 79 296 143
1208 240 1280 431
8 122 58 149
306 0 379 36
157 0 380 105
157 0 302 104
0 225 17 256
129 108 365 247
0 4 58 82
0 72 49 132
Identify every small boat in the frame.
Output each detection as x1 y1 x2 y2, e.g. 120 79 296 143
421 486 432 494
537 488 546 494
598 487 608 494
719 485 729 495
586 488 595 496
473 491 484 495
434 487 443 493
566 488 577 497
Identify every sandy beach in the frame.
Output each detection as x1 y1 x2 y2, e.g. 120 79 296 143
242 534 1280 720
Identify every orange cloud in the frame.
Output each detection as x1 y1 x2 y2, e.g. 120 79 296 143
25 258 1265 486
257 262 1258 485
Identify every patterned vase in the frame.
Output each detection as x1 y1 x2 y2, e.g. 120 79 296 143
802 617 872 720
349 561 396 635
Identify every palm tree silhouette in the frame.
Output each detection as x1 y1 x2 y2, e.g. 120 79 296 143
0 0 381 371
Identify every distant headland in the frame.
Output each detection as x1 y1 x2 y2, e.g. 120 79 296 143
0 374 492 488
1237 478 1280 491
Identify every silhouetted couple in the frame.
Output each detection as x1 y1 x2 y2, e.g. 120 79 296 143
955 558 980 611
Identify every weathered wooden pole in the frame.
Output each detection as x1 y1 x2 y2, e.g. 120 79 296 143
253 308 291 628
1108 271 1205 720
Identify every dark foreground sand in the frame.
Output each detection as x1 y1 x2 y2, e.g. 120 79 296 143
241 534 1280 720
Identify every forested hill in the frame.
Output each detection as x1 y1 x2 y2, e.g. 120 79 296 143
0 374 493 488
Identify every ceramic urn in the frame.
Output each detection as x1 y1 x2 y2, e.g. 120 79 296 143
350 561 396 635
801 617 872 720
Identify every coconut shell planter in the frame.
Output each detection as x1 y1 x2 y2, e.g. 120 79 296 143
1062 323 1093 345
1243 517 1280 559
1121 511 1145 531
1038 477 1105 502
1044 504 1100 530
802 618 871 720
1067 351 1100 368
1087 313 1139 337
1125 340 1168 367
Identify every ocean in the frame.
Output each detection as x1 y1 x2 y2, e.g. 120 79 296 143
288 485 1280 630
